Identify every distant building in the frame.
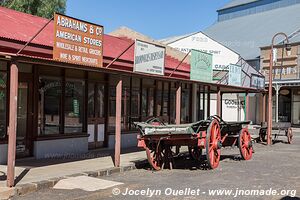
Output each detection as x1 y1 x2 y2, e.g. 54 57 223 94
203 0 300 126
204 0 300 70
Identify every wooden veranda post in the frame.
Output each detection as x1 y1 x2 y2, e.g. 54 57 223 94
217 88 221 117
246 93 250 121
7 63 18 187
262 94 266 123
175 83 181 125
114 78 122 167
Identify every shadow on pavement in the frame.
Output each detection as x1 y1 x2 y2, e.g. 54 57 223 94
135 152 244 171
15 147 144 169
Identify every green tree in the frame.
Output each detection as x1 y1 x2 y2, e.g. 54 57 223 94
1 0 66 19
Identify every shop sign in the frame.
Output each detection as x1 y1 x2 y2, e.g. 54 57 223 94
228 64 241 86
190 49 213 83
224 99 245 109
134 40 165 75
250 74 265 89
53 13 103 67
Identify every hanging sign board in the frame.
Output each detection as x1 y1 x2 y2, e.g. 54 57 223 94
228 64 242 86
190 49 213 83
134 40 165 75
250 74 265 89
53 13 103 67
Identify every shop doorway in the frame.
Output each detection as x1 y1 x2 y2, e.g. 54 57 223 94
278 89 291 122
87 82 106 149
16 74 33 158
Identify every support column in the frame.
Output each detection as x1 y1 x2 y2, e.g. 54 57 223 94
7 63 18 187
206 86 210 118
192 83 197 122
114 78 122 167
262 94 266 123
175 83 181 125
216 88 221 117
246 93 250 121
275 84 279 123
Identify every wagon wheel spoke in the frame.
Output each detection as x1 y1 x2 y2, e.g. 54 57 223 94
239 129 253 160
206 119 221 169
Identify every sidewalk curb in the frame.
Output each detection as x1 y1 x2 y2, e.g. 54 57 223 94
4 160 148 199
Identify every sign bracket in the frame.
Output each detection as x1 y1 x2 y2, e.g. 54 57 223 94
106 41 135 68
169 49 191 77
16 16 54 56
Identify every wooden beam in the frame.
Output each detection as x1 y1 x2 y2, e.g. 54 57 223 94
246 93 250 121
7 63 18 187
217 88 221 117
114 78 122 167
207 86 211 118
175 83 181 125
262 94 266 123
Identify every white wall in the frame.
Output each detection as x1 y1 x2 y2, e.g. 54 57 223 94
167 32 239 70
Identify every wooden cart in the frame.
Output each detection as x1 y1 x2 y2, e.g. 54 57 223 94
259 122 293 144
134 116 253 170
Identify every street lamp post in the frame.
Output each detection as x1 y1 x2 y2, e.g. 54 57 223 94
267 32 291 145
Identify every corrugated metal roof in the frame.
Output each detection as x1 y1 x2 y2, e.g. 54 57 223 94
204 3 300 60
0 6 190 76
218 0 259 11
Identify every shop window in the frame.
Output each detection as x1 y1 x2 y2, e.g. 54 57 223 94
108 75 131 132
122 77 130 131
64 80 85 133
0 72 7 138
97 84 105 118
108 85 116 132
161 82 169 123
130 77 140 129
88 83 105 118
39 77 62 135
156 81 162 117
141 79 154 121
292 93 300 124
88 83 95 118
169 82 176 124
107 75 119 132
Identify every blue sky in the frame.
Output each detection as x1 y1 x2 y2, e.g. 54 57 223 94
66 0 230 39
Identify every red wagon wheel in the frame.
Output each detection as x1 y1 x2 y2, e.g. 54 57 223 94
188 146 202 161
287 128 293 144
145 144 164 171
206 119 221 169
238 128 253 160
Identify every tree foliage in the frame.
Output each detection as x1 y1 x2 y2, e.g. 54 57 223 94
1 0 66 19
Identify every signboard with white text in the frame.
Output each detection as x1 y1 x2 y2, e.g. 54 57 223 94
53 13 103 67
190 49 213 83
134 40 165 75
228 64 242 86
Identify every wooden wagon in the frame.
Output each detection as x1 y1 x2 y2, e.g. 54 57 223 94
134 116 253 170
259 122 293 144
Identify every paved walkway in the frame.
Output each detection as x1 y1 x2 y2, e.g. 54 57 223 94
0 147 146 187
